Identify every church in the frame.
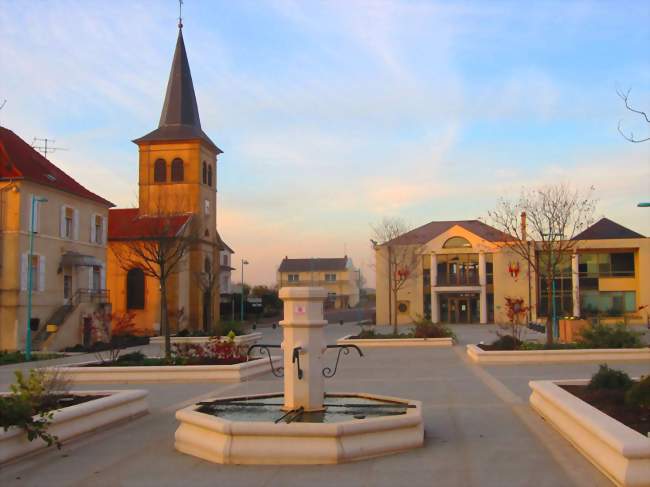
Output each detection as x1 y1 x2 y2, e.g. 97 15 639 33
106 21 226 335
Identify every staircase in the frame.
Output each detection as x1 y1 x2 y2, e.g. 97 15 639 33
32 304 76 349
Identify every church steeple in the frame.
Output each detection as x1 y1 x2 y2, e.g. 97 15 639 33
134 25 221 153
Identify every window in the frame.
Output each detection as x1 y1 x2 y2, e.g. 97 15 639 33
64 275 72 300
580 291 636 316
171 158 184 182
92 214 104 244
443 236 472 249
21 253 45 291
126 268 145 309
204 199 210 216
288 274 299 282
222 254 228 266
207 165 213 186
398 301 409 313
92 266 101 290
204 257 211 274
30 255 39 291
64 207 74 238
324 273 336 282
578 252 635 278
154 159 166 182
202 161 207 184
436 254 480 286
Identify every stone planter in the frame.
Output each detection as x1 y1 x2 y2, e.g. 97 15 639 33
558 319 590 343
529 379 650 487
466 344 650 364
54 356 281 383
0 389 148 465
149 332 262 354
337 335 454 348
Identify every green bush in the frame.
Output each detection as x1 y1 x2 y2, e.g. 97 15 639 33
579 324 642 349
215 321 242 337
588 364 633 391
115 351 147 365
625 375 650 408
412 317 455 339
488 335 522 350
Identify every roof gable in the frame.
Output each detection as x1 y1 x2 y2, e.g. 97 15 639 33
385 220 511 246
573 218 645 240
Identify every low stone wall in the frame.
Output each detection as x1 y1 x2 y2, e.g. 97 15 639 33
337 335 454 348
466 344 650 364
149 332 262 354
1 389 148 465
529 379 650 487
54 356 281 383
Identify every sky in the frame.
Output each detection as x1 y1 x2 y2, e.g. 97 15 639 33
1 0 649 287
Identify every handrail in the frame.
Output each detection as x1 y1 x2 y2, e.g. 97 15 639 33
322 345 364 378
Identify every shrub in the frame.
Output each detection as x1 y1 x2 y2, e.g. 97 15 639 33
625 375 650 408
170 338 247 365
488 335 522 351
215 321 242 337
579 323 642 349
412 317 455 339
588 364 633 391
115 351 147 365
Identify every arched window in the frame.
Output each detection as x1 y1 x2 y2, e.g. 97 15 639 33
207 165 213 187
443 236 472 249
154 159 166 182
171 158 184 182
204 257 211 274
202 161 207 184
126 268 145 309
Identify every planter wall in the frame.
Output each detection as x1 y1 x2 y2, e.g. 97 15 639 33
55 356 281 383
337 335 454 348
529 379 650 487
466 344 650 364
150 332 262 354
1 389 148 465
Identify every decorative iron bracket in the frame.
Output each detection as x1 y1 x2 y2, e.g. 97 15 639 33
292 347 303 379
247 344 283 377
322 345 364 378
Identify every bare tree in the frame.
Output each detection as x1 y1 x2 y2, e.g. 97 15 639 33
111 208 194 360
371 217 424 334
617 88 649 143
487 184 597 344
194 256 218 333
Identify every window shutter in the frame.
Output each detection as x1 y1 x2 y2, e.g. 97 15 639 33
73 209 79 240
38 255 46 291
102 216 108 245
20 253 28 290
88 267 93 289
60 206 66 237
90 213 97 243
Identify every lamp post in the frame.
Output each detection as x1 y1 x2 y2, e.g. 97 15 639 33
26 195 47 361
240 259 249 322
541 232 564 340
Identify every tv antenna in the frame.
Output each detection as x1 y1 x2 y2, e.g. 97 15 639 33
178 0 183 29
31 138 68 158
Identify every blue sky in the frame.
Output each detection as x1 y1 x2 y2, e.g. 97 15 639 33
1 1 649 285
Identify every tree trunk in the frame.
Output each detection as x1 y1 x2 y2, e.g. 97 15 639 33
545 276 554 345
161 279 171 360
392 288 398 335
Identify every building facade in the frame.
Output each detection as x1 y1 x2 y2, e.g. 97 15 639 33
106 24 223 335
277 256 360 309
0 128 113 351
375 218 649 326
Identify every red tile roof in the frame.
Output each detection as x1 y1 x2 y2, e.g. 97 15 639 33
108 208 192 240
0 127 113 207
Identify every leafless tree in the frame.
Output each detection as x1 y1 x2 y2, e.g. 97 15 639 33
617 88 649 143
487 184 597 344
371 217 424 334
194 256 218 333
111 205 194 359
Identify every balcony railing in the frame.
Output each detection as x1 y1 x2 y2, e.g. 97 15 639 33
73 288 110 305
436 275 480 287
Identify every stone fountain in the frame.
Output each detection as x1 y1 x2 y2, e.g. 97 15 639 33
174 287 424 464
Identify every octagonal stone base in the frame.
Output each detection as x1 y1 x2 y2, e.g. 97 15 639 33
174 392 423 464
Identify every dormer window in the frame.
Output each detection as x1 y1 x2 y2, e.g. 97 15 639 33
171 158 184 182
154 159 166 182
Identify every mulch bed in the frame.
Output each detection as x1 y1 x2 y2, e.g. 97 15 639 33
561 385 650 436
83 358 248 367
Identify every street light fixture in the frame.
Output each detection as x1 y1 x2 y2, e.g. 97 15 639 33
26 195 47 361
240 259 249 322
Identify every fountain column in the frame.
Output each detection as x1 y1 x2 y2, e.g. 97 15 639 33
279 286 328 412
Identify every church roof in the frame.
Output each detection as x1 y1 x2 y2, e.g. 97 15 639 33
383 220 511 246
108 208 192 240
573 218 645 240
133 29 221 153
0 127 113 207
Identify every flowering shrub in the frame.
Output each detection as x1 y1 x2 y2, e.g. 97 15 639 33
170 337 248 365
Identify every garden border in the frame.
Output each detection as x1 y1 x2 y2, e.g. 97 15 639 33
337 335 454 348
149 332 262 351
466 344 650 364
529 379 650 487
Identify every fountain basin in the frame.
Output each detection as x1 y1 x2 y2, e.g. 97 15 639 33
174 392 423 464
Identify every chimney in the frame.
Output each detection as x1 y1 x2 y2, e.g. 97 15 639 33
520 211 527 242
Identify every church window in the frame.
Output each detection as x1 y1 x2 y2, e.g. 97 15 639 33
171 158 184 182
126 268 145 309
154 159 166 182
202 161 207 184
207 164 213 187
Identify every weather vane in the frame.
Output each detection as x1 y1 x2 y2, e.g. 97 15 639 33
178 0 183 29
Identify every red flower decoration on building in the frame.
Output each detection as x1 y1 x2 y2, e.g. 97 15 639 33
508 261 520 280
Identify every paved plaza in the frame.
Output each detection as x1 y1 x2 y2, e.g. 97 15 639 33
1 324 648 487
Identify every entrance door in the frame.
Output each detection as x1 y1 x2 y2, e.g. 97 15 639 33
441 295 477 323
457 298 470 323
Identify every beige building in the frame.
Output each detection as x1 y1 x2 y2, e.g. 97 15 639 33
0 127 113 351
375 218 649 326
277 256 360 309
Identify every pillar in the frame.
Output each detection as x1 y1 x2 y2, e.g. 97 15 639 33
572 253 580 318
430 252 439 323
479 252 487 324
279 286 328 412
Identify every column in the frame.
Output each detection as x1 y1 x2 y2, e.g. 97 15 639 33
572 253 580 318
430 252 439 323
479 252 487 324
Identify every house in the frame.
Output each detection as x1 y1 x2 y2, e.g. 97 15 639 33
0 127 113 351
375 218 649 326
277 256 360 309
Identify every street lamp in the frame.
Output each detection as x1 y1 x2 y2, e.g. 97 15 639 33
26 195 47 361
541 232 564 340
240 259 249 322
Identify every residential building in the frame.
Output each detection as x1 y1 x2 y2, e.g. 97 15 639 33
277 256 360 308
0 127 113 351
375 218 649 326
106 24 222 335
218 237 235 319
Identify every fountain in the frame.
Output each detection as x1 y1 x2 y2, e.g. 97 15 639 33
174 287 424 464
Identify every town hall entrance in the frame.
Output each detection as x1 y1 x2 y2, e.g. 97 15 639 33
439 293 480 323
